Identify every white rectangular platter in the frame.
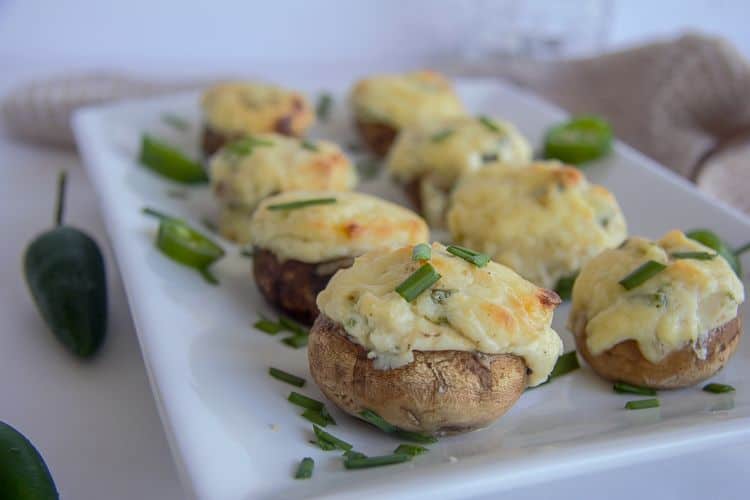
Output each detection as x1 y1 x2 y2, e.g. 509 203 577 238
73 78 750 500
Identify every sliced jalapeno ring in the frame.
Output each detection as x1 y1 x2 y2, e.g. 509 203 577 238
543 116 612 166
156 219 225 270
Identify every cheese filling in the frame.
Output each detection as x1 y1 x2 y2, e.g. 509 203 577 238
570 230 745 362
317 243 563 386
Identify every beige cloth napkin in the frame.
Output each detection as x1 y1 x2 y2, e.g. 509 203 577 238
488 33 750 214
3 34 748 213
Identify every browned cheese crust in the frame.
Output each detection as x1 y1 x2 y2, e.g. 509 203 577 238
571 314 742 389
307 314 528 434
355 119 398 158
202 126 237 158
252 248 353 325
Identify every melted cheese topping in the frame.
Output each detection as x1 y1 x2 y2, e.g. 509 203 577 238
387 116 532 225
447 162 627 289
570 230 745 362
349 71 464 129
201 81 314 136
250 191 429 263
317 243 563 386
210 134 357 243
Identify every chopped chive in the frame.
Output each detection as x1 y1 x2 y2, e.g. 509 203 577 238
202 218 217 233
395 263 441 302
618 260 667 290
288 392 324 411
446 245 490 267
301 408 330 426
478 115 500 132
142 207 172 220
554 272 578 301
320 407 336 425
316 93 333 121
267 198 337 211
279 316 309 336
240 248 254 258
481 152 499 163
344 453 411 470
613 381 656 396
412 243 431 261
166 188 189 199
301 140 318 152
282 335 308 348
359 409 397 433
703 383 735 394
254 317 282 334
624 398 660 410
356 159 379 180
394 444 429 456
735 242 750 256
294 457 314 479
393 430 437 444
161 113 190 131
199 268 219 285
670 251 716 260
269 367 305 387
343 450 367 460
223 136 274 156
311 438 336 451
313 425 352 451
430 129 454 142
549 351 579 379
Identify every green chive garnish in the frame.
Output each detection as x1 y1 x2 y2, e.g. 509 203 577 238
268 367 305 387
446 245 490 267
301 140 318 152
624 398 660 410
395 263 441 302
240 248 254 258
301 409 330 427
554 272 578 301
393 430 437 444
703 383 735 394
313 425 352 451
430 129 454 142
224 136 274 156
478 115 500 132
161 113 190 131
670 251 716 260
344 453 411 470
618 260 667 290
282 335 308 348
412 243 431 261
279 316 309 336
310 438 336 451
343 450 367 460
316 93 332 120
359 409 397 433
267 198 337 211
294 457 314 479
613 381 656 396
254 317 282 334
288 392 324 411
548 351 579 379
356 159 380 180
394 444 429 456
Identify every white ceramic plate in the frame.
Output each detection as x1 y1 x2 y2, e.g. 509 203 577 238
73 79 750 500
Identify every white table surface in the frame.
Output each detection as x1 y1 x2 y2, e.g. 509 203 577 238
2 1 749 498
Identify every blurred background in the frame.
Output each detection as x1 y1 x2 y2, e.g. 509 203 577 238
1 1 749 499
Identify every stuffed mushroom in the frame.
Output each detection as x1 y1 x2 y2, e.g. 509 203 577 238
387 115 531 226
569 230 745 389
249 191 429 324
209 133 357 244
309 243 563 434
349 70 464 157
201 81 314 156
447 161 627 290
